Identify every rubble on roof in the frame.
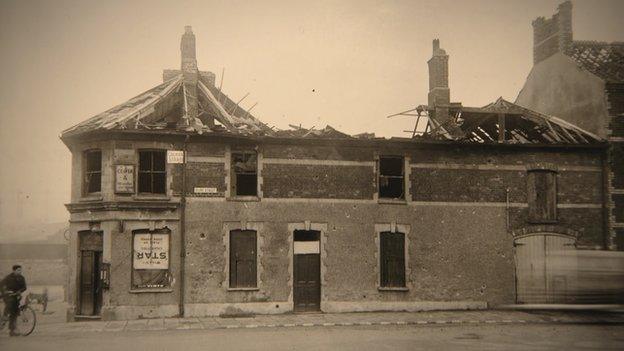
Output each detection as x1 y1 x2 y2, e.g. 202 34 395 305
197 79 273 135
274 125 352 139
423 97 603 144
569 41 624 83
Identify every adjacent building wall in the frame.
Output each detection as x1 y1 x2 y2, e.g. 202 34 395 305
516 53 610 138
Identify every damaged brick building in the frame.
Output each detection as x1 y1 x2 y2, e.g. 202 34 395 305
61 26 610 321
516 0 624 250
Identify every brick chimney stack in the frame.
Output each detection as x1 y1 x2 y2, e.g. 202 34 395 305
427 39 450 108
180 26 199 126
532 1 573 64
427 39 451 124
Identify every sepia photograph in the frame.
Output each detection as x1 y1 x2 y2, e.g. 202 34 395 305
0 0 623 349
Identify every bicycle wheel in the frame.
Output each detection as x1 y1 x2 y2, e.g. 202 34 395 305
15 305 36 336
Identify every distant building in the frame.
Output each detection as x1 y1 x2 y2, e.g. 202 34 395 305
61 26 611 321
516 0 624 250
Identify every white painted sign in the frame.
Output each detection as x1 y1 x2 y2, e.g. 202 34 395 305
167 150 184 164
194 187 217 194
294 241 320 254
133 233 169 269
115 165 134 193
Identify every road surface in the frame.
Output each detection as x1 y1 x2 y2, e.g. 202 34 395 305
1 323 623 350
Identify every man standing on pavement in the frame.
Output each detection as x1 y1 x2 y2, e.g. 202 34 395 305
1 265 27 336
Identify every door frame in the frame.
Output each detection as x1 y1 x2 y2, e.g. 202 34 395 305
293 230 321 312
288 223 327 313
77 230 103 316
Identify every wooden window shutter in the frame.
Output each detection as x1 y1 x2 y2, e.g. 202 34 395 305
528 171 557 223
229 230 257 288
545 172 557 221
380 232 406 287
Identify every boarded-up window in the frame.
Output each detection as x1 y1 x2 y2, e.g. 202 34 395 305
132 229 171 289
231 152 257 196
84 150 102 194
229 230 257 288
527 170 557 223
380 231 406 288
379 156 404 199
138 150 166 194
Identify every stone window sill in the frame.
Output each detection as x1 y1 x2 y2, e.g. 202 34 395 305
227 196 260 202
133 195 171 201
378 287 409 292
377 199 407 205
129 288 173 294
227 287 260 292
79 195 103 202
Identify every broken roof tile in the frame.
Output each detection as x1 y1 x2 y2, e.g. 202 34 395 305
569 41 624 83
423 97 603 145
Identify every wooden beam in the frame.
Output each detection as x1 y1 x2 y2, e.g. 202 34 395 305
498 113 505 143
229 92 250 116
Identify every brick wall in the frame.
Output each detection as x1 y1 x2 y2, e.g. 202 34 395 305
411 169 527 203
262 144 374 161
262 164 374 199
532 1 573 64
606 83 624 249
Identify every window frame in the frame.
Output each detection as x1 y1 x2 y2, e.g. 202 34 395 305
130 229 172 291
83 149 102 196
527 169 558 223
230 150 258 198
378 155 405 200
137 149 167 195
228 229 258 289
379 231 406 288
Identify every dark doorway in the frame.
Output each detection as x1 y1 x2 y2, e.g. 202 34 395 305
293 230 321 312
79 231 103 316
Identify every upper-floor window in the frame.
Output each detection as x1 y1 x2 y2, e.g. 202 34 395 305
83 150 102 195
527 170 557 223
379 156 404 199
138 150 166 194
231 151 257 197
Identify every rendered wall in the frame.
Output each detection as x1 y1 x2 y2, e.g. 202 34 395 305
516 53 609 138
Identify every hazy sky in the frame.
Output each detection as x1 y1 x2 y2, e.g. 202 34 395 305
0 0 622 226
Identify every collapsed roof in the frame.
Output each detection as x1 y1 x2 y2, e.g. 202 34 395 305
61 28 604 147
421 97 603 144
61 73 274 138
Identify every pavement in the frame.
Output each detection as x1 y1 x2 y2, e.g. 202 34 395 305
10 302 624 337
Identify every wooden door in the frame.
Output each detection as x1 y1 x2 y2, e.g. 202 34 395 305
293 230 321 312
294 254 321 312
515 234 575 304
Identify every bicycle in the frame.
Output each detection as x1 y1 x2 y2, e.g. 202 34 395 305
0 292 37 336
